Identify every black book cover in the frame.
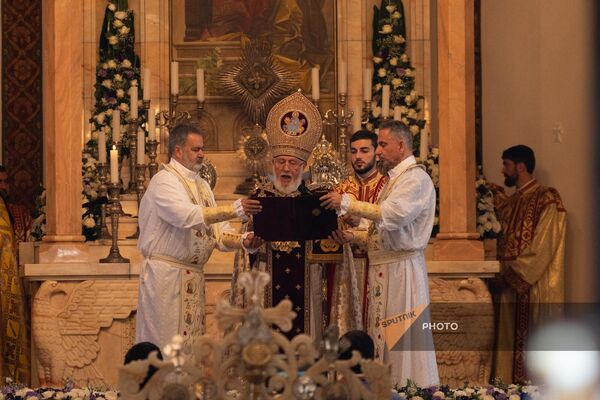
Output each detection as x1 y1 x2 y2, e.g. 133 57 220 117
252 194 338 241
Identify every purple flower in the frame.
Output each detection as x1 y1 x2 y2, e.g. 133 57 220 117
98 69 108 78
1 387 14 395
396 68 405 77
124 70 134 79
25 391 41 399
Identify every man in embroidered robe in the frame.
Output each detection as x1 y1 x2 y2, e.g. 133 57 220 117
334 130 388 328
235 91 361 339
0 166 31 246
489 145 566 383
321 120 439 387
136 123 263 350
0 166 30 382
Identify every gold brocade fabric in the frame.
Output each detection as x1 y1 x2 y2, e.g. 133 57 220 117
7 204 31 245
0 197 30 383
492 180 567 383
202 204 238 225
333 171 387 328
337 170 388 205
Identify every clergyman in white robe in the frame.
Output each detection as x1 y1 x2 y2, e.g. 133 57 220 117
331 155 440 387
136 158 249 351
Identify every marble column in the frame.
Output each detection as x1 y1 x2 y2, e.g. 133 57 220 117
433 0 483 261
40 0 88 262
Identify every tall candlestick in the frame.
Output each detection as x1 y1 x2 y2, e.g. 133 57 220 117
129 85 138 120
311 67 320 101
363 69 372 101
382 85 390 118
110 146 119 184
338 61 347 94
137 127 145 163
98 131 107 163
171 61 179 95
420 124 430 160
148 108 156 141
353 108 362 132
143 68 151 101
196 68 205 102
112 109 121 142
393 106 401 121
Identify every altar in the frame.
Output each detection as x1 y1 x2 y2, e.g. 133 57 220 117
21 234 499 388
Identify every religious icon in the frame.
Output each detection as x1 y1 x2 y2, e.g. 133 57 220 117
281 111 307 136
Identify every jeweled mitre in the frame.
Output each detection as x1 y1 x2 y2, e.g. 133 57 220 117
265 90 322 162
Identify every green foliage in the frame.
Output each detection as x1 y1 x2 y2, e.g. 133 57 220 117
369 0 425 157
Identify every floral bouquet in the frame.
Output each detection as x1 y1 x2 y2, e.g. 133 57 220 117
0 378 118 400
369 0 426 158
392 379 543 399
476 167 502 239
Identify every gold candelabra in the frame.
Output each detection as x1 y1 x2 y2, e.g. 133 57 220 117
141 99 160 178
127 163 147 240
96 163 112 240
100 182 130 264
126 117 140 194
157 94 191 131
147 139 159 178
197 99 205 119
323 93 354 165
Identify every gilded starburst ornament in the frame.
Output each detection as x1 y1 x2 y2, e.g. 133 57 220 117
218 40 298 125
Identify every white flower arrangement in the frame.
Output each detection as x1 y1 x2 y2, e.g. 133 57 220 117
476 167 502 239
369 0 427 154
392 379 543 399
0 379 119 400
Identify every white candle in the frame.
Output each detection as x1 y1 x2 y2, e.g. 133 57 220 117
98 131 107 163
171 61 179 95
148 108 156 141
196 68 205 102
311 67 320 101
112 109 121 142
129 85 138 120
143 68 151 101
110 146 119 184
382 85 390 118
137 127 145 163
363 68 372 101
393 106 401 121
338 61 347 94
420 124 430 161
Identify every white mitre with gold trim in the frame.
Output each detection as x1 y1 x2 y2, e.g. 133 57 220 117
265 90 322 162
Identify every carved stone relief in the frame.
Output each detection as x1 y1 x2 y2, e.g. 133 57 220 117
428 277 494 387
32 280 139 387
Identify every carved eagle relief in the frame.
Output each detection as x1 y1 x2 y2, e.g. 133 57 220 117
428 277 495 387
32 280 139 387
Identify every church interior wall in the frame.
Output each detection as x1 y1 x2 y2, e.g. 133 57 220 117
481 0 596 303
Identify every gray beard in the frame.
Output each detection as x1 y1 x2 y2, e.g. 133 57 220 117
272 175 302 195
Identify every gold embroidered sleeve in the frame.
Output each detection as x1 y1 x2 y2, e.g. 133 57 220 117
350 230 368 249
347 199 381 221
220 231 243 250
202 204 239 225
